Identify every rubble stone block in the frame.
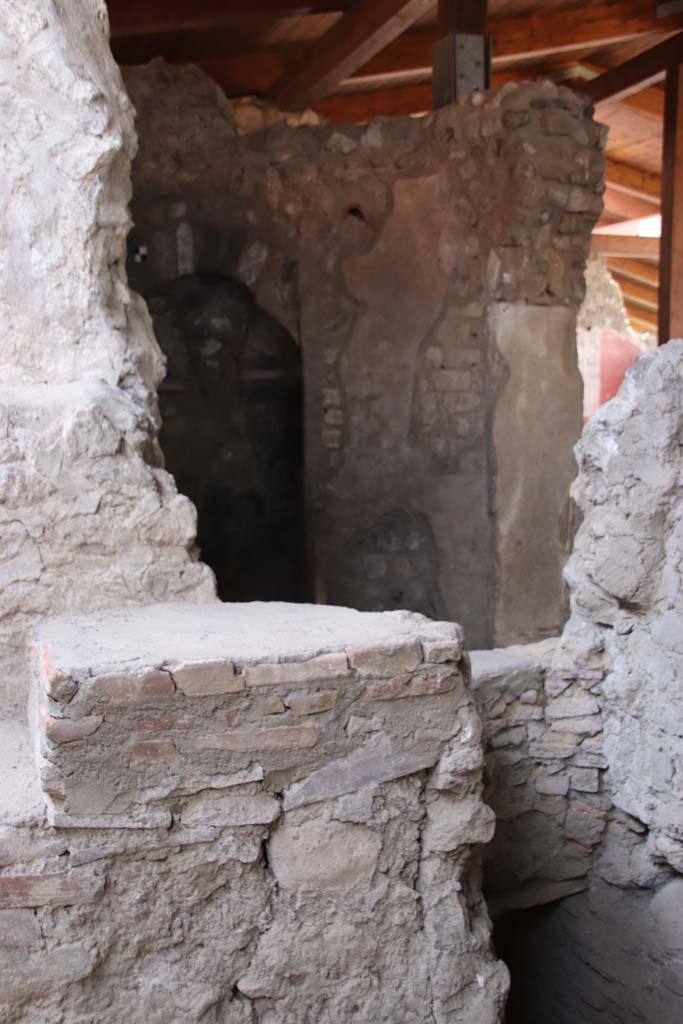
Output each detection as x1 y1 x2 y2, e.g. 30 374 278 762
39 708 103 745
169 659 242 696
286 690 338 716
181 793 281 827
268 818 381 892
349 640 422 677
0 909 41 947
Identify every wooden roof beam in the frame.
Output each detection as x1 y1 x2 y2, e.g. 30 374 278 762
603 186 660 221
605 160 661 203
563 60 665 117
347 1 683 83
274 0 434 109
606 257 660 286
624 303 658 331
108 0 344 38
612 273 659 309
592 235 660 259
579 31 683 105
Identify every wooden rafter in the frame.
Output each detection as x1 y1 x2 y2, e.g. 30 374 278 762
437 0 486 36
579 31 683 105
108 0 344 38
624 301 658 330
592 235 660 258
111 2 683 90
568 60 665 118
274 0 434 109
603 186 660 221
605 159 661 202
346 1 683 83
612 273 659 309
606 257 660 286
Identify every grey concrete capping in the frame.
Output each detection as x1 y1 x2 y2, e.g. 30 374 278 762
29 601 469 829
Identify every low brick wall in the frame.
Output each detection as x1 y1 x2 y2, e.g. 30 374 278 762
1 601 508 1023
470 641 607 911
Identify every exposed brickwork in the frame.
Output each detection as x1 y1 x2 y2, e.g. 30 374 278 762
12 600 508 1022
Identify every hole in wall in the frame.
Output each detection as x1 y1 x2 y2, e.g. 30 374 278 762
142 272 309 603
345 205 368 224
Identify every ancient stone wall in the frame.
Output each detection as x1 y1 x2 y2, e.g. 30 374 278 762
0 2 215 708
470 640 607 914
1 602 508 1023
470 341 683 1023
123 61 603 648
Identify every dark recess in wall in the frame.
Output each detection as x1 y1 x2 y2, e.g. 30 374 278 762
145 273 309 602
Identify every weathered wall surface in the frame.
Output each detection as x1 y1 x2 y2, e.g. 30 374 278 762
491 306 582 645
123 62 603 648
471 341 683 1022
563 339 683 879
1 602 508 1023
0 4 215 708
471 639 607 913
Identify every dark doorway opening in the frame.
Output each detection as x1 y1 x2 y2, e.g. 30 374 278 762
145 273 308 602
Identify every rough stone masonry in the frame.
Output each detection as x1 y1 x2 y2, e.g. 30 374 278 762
0 602 508 1022
0 0 215 712
123 59 605 649
468 342 683 1024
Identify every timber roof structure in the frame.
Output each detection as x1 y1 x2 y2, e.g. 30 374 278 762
107 0 683 334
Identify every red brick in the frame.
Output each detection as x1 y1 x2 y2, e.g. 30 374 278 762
95 669 175 705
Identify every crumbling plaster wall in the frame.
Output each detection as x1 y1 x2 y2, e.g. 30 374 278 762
123 61 603 649
0 2 215 708
470 341 683 1022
